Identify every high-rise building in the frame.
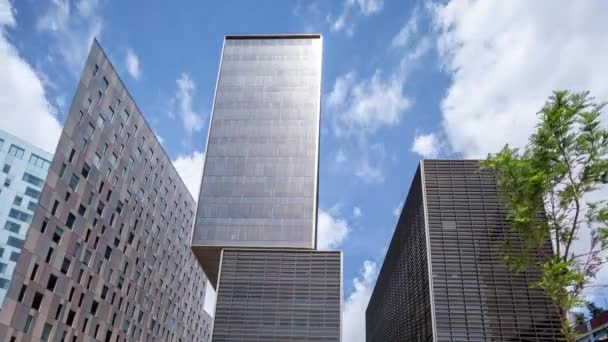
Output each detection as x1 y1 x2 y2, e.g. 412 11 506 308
191 34 342 341
366 160 563 342
0 130 53 307
0 40 212 342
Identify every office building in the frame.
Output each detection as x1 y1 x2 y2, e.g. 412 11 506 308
0 40 212 341
366 160 563 341
191 35 342 341
0 130 53 307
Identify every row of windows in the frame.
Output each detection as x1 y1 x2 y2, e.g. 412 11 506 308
3 56 209 342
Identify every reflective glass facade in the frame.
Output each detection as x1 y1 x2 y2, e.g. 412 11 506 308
192 35 322 286
366 160 563 342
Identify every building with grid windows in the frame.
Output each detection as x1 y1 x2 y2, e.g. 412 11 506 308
366 160 563 342
0 40 212 341
0 130 53 308
191 34 342 341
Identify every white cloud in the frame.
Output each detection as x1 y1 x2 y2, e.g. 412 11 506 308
393 200 404 217
172 150 205 199
411 132 440 158
355 158 385 183
331 0 383 35
76 0 98 17
392 7 418 48
318 209 349 250
431 0 608 158
125 48 141 80
353 206 362 218
173 73 204 135
36 0 103 76
0 0 62 153
431 0 608 304
343 260 378 342
335 149 347 164
327 71 411 137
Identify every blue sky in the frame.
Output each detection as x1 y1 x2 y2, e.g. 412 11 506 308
2 0 608 339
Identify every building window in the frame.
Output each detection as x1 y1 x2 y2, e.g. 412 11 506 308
66 212 76 229
22 172 44 187
121 109 129 122
78 204 86 216
52 227 63 244
0 262 6 274
2 163 10 173
24 187 41 199
109 153 117 167
93 64 99 77
47 274 58 292
69 174 80 191
86 122 95 140
4 221 20 234
97 202 104 216
60 258 71 274
8 144 25 159
4 178 11 187
66 310 76 326
91 300 99 315
29 154 51 169
27 200 36 211
102 77 109 91
23 314 33 333
68 148 76 163
83 250 92 266
97 114 105 129
59 163 66 178
41 323 53 342
0 278 8 289
81 163 91 178
12 195 23 207
93 153 101 168
104 246 112 260
31 292 44 310
73 242 81 258
9 209 32 223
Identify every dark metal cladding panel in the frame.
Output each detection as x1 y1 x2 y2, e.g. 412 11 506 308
213 250 341 342
0 40 212 342
366 167 433 342
423 160 563 341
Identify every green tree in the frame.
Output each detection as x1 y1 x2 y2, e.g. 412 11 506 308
483 90 608 341
587 302 607 318
573 312 586 326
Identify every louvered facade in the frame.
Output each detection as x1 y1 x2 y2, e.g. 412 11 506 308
366 160 563 342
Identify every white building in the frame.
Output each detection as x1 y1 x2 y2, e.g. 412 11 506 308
0 130 52 306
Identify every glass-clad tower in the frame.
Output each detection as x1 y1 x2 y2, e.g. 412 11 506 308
191 35 342 341
366 160 563 342
0 130 52 307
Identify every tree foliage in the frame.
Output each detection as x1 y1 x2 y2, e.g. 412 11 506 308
586 302 607 318
483 90 608 341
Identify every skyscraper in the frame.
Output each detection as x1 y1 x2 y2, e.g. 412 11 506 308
0 40 212 341
0 130 53 307
366 160 563 342
191 34 342 341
